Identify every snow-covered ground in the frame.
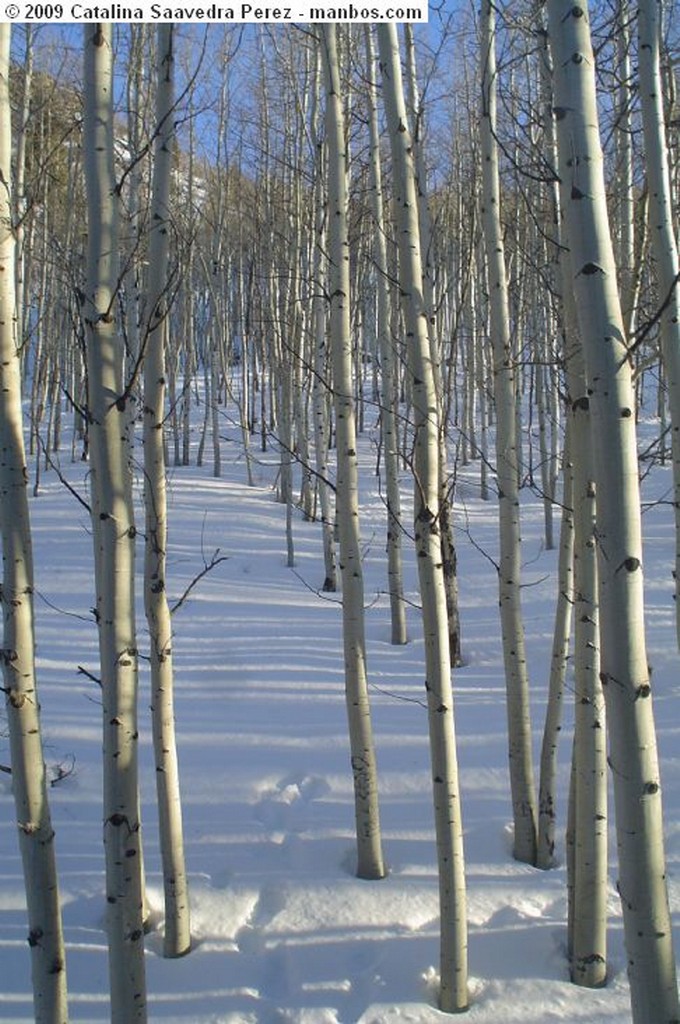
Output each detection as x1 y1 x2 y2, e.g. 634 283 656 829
1 408 679 1023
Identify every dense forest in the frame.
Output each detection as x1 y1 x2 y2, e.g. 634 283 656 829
1 7 679 1022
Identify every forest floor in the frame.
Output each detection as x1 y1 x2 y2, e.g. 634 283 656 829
1 405 679 1022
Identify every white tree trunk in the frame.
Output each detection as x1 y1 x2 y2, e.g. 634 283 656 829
638 0 680 648
536 428 574 869
210 343 222 478
567 316 607 988
404 24 461 665
480 0 538 865
320 24 385 881
13 25 32 354
83 24 147 1022
142 24 191 960
534 356 555 551
0 25 68 1024
536 15 574 870
123 25 147 464
311 138 338 592
548 4 679 1019
378 23 468 1013
616 3 637 336
364 25 407 646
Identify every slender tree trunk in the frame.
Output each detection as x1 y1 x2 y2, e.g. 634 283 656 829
142 24 191 960
534 356 555 551
123 25 147 463
212 350 223 474
181 93 197 467
311 134 338 592
616 3 637 336
378 23 468 1013
536 15 574 869
638 0 680 648
13 24 31 354
480 0 538 865
0 25 68 1024
548 4 679 1019
567 304 607 988
365 25 407 646
83 24 147 1022
470 261 490 501
320 24 385 881
536 429 574 869
404 24 462 666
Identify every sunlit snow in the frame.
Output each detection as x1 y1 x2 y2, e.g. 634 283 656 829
1 410 678 1023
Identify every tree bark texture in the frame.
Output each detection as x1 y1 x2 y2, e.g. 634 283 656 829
83 23 147 1022
548 4 679 1019
0 24 68 1024
143 24 191 959
378 23 468 1013
567 322 607 989
638 0 680 648
365 25 407 646
320 23 385 882
480 0 538 866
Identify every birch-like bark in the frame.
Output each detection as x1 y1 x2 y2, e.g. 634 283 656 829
310 80 337 592
378 23 468 1013
0 26 68 1024
365 25 406 645
638 0 680 648
181 90 196 467
570 478 607 989
142 24 191 959
616 4 637 335
480 0 538 865
536 16 573 870
83 24 146 1022
210 342 222 477
404 24 461 665
536 430 574 869
13 25 31 353
470 257 491 501
123 25 146 459
566 297 607 988
320 24 385 881
548 4 679 1019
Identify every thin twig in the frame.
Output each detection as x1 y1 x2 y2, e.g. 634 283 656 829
170 550 229 615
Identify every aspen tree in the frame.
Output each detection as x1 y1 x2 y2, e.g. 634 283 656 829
565 259 607 988
364 25 407 645
180 92 196 467
548 3 679 1019
470 246 491 502
14 25 32 353
142 24 191 959
282 48 315 525
125 29 143 361
536 433 574 870
83 24 147 1022
403 24 462 665
536 15 574 871
378 23 468 1013
320 23 385 881
0 25 68 1024
310 48 338 593
29 140 50 473
638 0 680 647
480 0 537 865
234 245 256 488
615 3 637 336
